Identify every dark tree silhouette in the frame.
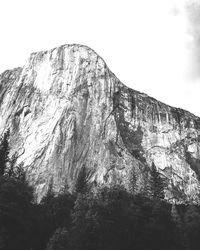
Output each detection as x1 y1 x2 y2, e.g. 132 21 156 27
46 227 70 250
129 167 138 194
36 182 75 250
150 162 165 199
184 205 200 250
0 175 34 250
0 130 10 176
74 165 88 194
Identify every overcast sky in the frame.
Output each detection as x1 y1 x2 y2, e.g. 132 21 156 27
0 0 200 116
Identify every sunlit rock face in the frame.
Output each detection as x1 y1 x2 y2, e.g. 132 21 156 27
0 44 200 202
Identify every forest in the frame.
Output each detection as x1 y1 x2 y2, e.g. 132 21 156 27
1 131 200 250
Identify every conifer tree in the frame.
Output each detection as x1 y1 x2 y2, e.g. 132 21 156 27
150 162 165 199
41 178 55 205
184 205 200 250
171 204 182 230
171 204 186 250
46 227 69 250
75 165 88 194
0 130 10 176
129 167 138 194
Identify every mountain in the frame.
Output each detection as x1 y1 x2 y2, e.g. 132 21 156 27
0 44 200 202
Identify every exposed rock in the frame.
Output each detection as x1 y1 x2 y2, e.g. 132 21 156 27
0 44 200 203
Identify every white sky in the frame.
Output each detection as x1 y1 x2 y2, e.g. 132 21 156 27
0 0 200 116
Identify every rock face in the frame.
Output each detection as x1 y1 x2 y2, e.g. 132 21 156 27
1 44 200 202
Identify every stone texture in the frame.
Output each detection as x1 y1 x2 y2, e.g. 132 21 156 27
0 44 200 203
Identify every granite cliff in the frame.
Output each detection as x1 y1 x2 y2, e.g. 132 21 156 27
0 44 200 202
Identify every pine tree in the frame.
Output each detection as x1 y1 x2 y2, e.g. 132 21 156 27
46 227 69 250
74 165 88 194
184 205 200 250
41 178 55 205
0 172 34 250
0 130 10 176
129 167 139 194
171 204 186 250
150 162 165 199
171 204 182 230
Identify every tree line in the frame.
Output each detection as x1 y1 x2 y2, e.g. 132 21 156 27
1 131 200 250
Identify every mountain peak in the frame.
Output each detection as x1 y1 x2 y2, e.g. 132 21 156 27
17 43 107 95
